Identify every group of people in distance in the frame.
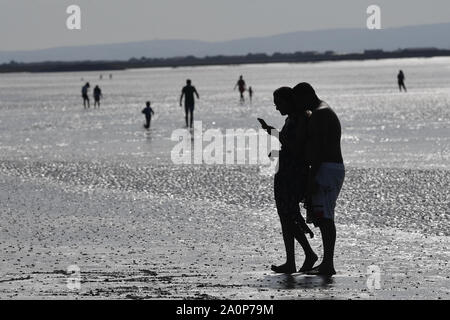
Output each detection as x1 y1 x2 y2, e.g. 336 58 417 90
258 82 345 276
78 73 265 133
80 77 247 130
81 82 103 109
81 69 404 133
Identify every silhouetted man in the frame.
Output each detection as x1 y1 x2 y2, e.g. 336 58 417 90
234 75 246 102
93 85 103 108
142 101 155 129
248 86 253 102
81 82 90 108
180 79 199 128
397 70 407 92
293 82 345 276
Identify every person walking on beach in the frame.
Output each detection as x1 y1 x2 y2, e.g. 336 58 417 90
234 75 246 102
293 82 345 276
397 70 407 92
81 82 90 108
93 85 103 108
248 86 253 102
142 101 155 129
258 87 317 274
180 79 200 128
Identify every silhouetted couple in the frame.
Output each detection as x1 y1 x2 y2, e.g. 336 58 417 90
142 101 155 129
259 83 345 276
180 79 200 128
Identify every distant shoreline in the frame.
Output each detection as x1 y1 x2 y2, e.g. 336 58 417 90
1 48 450 73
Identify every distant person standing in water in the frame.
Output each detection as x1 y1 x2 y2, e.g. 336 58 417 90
93 85 103 108
81 82 90 108
397 70 407 92
234 75 246 102
180 79 200 128
142 101 155 129
248 86 253 102
258 87 316 274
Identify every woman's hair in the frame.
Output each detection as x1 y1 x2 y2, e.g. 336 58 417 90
273 86 294 103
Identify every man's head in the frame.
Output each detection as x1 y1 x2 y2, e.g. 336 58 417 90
86 82 90 87
186 79 191 85
293 82 319 111
146 101 151 107
273 87 294 116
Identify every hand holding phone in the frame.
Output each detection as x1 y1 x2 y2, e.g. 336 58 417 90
257 118 269 129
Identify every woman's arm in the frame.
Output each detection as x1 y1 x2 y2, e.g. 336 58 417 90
257 118 278 136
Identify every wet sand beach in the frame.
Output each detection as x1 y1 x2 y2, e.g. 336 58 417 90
0 162 448 299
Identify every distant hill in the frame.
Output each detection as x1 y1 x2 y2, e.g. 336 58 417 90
1 23 450 63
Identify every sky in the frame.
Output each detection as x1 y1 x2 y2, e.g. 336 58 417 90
1 0 450 51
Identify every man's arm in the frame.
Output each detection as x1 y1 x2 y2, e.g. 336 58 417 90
194 88 199 99
308 111 328 192
179 90 184 107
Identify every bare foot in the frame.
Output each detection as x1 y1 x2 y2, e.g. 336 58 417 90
270 263 296 274
298 253 318 273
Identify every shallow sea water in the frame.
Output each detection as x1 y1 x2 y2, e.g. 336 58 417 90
0 57 449 168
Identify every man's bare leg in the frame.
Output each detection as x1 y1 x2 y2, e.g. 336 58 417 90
310 218 336 275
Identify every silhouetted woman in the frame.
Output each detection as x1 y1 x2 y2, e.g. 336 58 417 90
258 87 318 274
